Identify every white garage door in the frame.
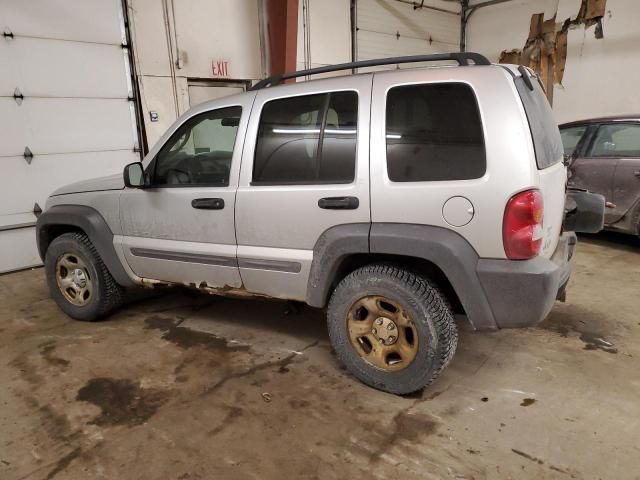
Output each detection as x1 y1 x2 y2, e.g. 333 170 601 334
0 0 140 273
356 0 460 67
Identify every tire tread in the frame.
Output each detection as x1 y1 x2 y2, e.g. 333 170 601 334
46 232 125 320
327 263 458 393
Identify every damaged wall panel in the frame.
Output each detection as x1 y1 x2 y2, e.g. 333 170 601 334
496 0 608 104
467 0 640 123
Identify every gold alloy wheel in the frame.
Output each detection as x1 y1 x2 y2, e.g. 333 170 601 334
55 253 94 307
347 295 419 371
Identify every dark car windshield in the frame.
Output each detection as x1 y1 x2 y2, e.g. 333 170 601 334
515 76 563 169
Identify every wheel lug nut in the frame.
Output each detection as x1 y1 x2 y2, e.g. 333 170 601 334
387 323 395 330
388 336 396 343
372 328 377 335
376 318 383 325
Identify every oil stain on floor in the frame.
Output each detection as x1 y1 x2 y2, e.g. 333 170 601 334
76 378 169 427
144 314 251 352
539 304 619 354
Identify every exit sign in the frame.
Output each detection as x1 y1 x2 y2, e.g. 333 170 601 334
212 60 230 78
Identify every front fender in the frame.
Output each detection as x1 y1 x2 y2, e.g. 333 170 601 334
36 205 135 288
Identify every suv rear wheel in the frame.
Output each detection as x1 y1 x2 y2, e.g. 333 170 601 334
45 232 125 321
327 264 458 394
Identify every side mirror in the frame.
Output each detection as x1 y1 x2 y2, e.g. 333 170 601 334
123 162 146 188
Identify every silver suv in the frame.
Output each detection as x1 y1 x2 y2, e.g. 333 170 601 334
36 53 604 394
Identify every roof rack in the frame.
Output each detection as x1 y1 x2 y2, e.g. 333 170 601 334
250 52 491 90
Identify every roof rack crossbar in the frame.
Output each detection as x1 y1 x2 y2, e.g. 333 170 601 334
250 52 491 90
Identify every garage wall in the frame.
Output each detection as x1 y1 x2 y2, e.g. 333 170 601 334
296 0 352 71
0 0 140 273
466 0 640 124
128 0 262 148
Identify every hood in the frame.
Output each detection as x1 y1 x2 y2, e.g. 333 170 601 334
51 174 125 196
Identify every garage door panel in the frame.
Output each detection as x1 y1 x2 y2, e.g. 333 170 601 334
0 0 124 45
0 38 130 98
0 227 41 273
0 150 138 217
0 98 27 157
0 0 140 273
356 30 457 67
356 0 460 64
357 0 459 46
0 98 136 157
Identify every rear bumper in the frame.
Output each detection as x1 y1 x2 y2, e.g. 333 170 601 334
476 232 577 329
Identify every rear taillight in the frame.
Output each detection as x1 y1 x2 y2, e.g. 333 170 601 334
503 189 544 260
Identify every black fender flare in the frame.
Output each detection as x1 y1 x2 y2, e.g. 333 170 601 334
306 223 370 308
369 224 496 330
36 205 135 288
306 223 497 330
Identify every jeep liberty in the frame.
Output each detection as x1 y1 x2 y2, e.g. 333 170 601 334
36 53 604 394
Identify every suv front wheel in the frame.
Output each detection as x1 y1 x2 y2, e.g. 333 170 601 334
45 232 125 321
327 264 458 394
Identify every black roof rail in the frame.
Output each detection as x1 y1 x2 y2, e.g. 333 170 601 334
250 52 492 90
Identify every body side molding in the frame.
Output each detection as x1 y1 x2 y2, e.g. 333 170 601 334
130 248 238 267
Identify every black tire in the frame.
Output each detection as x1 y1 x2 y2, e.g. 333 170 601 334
327 264 458 395
45 232 125 321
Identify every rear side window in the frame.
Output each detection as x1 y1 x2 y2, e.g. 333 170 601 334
515 77 563 169
386 83 486 182
253 91 358 184
560 125 587 156
587 123 640 157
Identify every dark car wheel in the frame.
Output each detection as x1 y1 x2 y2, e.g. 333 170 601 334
327 263 458 395
45 232 125 321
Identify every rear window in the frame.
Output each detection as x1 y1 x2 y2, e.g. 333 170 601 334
386 83 486 182
515 77 563 169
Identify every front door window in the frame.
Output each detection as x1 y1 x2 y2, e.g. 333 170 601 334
152 106 242 187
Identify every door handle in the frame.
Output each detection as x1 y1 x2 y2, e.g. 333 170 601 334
191 198 225 210
318 196 359 210
634 170 640 177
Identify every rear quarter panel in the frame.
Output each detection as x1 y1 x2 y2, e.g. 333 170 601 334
370 66 539 259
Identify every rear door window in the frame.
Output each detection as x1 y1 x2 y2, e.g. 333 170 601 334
252 91 358 184
385 83 486 182
515 76 563 169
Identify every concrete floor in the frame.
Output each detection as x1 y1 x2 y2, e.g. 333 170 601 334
1 232 639 480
